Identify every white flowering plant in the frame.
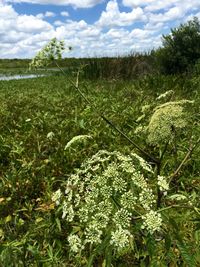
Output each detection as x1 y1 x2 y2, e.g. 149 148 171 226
29 38 66 69
52 150 167 259
28 39 200 266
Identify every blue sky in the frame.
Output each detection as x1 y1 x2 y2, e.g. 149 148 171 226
0 0 200 58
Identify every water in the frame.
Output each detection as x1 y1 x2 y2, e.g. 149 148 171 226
0 74 45 81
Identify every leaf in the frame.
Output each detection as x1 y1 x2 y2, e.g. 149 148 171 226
177 241 196 267
164 234 172 252
35 217 44 224
5 215 12 223
35 203 55 212
55 218 61 232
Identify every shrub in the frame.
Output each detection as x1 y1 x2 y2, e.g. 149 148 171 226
157 17 200 74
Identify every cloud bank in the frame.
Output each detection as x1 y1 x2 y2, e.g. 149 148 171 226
1 0 200 58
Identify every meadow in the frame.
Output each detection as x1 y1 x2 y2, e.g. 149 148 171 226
0 64 199 266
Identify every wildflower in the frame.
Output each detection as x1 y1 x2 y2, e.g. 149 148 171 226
113 176 127 193
113 209 131 228
29 38 66 69
139 188 156 210
52 189 62 205
68 234 84 253
147 100 193 144
67 205 75 222
132 172 147 189
85 223 103 244
62 201 68 219
157 175 169 191
110 226 132 250
120 190 137 210
141 210 162 234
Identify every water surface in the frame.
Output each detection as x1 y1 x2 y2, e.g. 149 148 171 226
0 74 45 81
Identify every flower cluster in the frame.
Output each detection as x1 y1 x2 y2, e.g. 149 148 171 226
68 234 84 253
110 226 132 251
29 38 66 69
51 189 62 205
147 100 193 144
141 210 162 234
52 150 164 254
157 175 169 192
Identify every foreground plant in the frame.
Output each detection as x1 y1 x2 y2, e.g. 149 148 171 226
52 150 164 256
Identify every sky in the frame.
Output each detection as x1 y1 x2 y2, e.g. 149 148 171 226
0 0 200 58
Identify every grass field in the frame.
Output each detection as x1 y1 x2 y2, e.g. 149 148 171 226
0 72 199 266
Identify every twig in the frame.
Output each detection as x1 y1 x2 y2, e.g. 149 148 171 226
169 137 200 183
132 204 200 220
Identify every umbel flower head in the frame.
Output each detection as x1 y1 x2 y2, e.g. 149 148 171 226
29 38 67 69
147 100 193 144
52 150 164 254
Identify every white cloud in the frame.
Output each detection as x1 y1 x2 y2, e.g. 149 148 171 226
36 11 56 19
16 15 52 33
123 0 155 8
5 0 103 8
97 0 145 27
54 20 65 26
130 28 151 39
61 11 69 17
149 6 185 24
45 11 55 17
123 0 200 15
0 4 54 57
1 0 200 58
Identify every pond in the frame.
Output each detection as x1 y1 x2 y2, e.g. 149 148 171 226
0 74 45 81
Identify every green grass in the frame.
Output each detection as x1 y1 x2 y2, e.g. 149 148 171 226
0 74 199 266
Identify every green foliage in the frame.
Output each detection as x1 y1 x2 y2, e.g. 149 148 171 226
157 17 200 74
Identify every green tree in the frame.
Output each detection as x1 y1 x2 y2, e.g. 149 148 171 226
157 17 200 74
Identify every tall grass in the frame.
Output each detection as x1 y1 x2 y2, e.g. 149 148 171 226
0 51 157 79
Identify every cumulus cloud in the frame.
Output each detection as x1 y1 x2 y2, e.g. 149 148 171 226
36 11 56 19
1 0 200 58
61 11 69 17
0 4 53 57
122 0 200 14
5 0 103 8
97 0 145 27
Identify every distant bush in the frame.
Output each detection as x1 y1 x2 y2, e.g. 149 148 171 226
156 17 200 74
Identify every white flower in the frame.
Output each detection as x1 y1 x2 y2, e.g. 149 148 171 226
85 223 103 244
68 234 84 253
157 175 169 191
113 209 131 228
120 191 137 210
110 226 132 250
139 188 156 210
52 189 62 205
141 210 162 234
62 201 68 219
